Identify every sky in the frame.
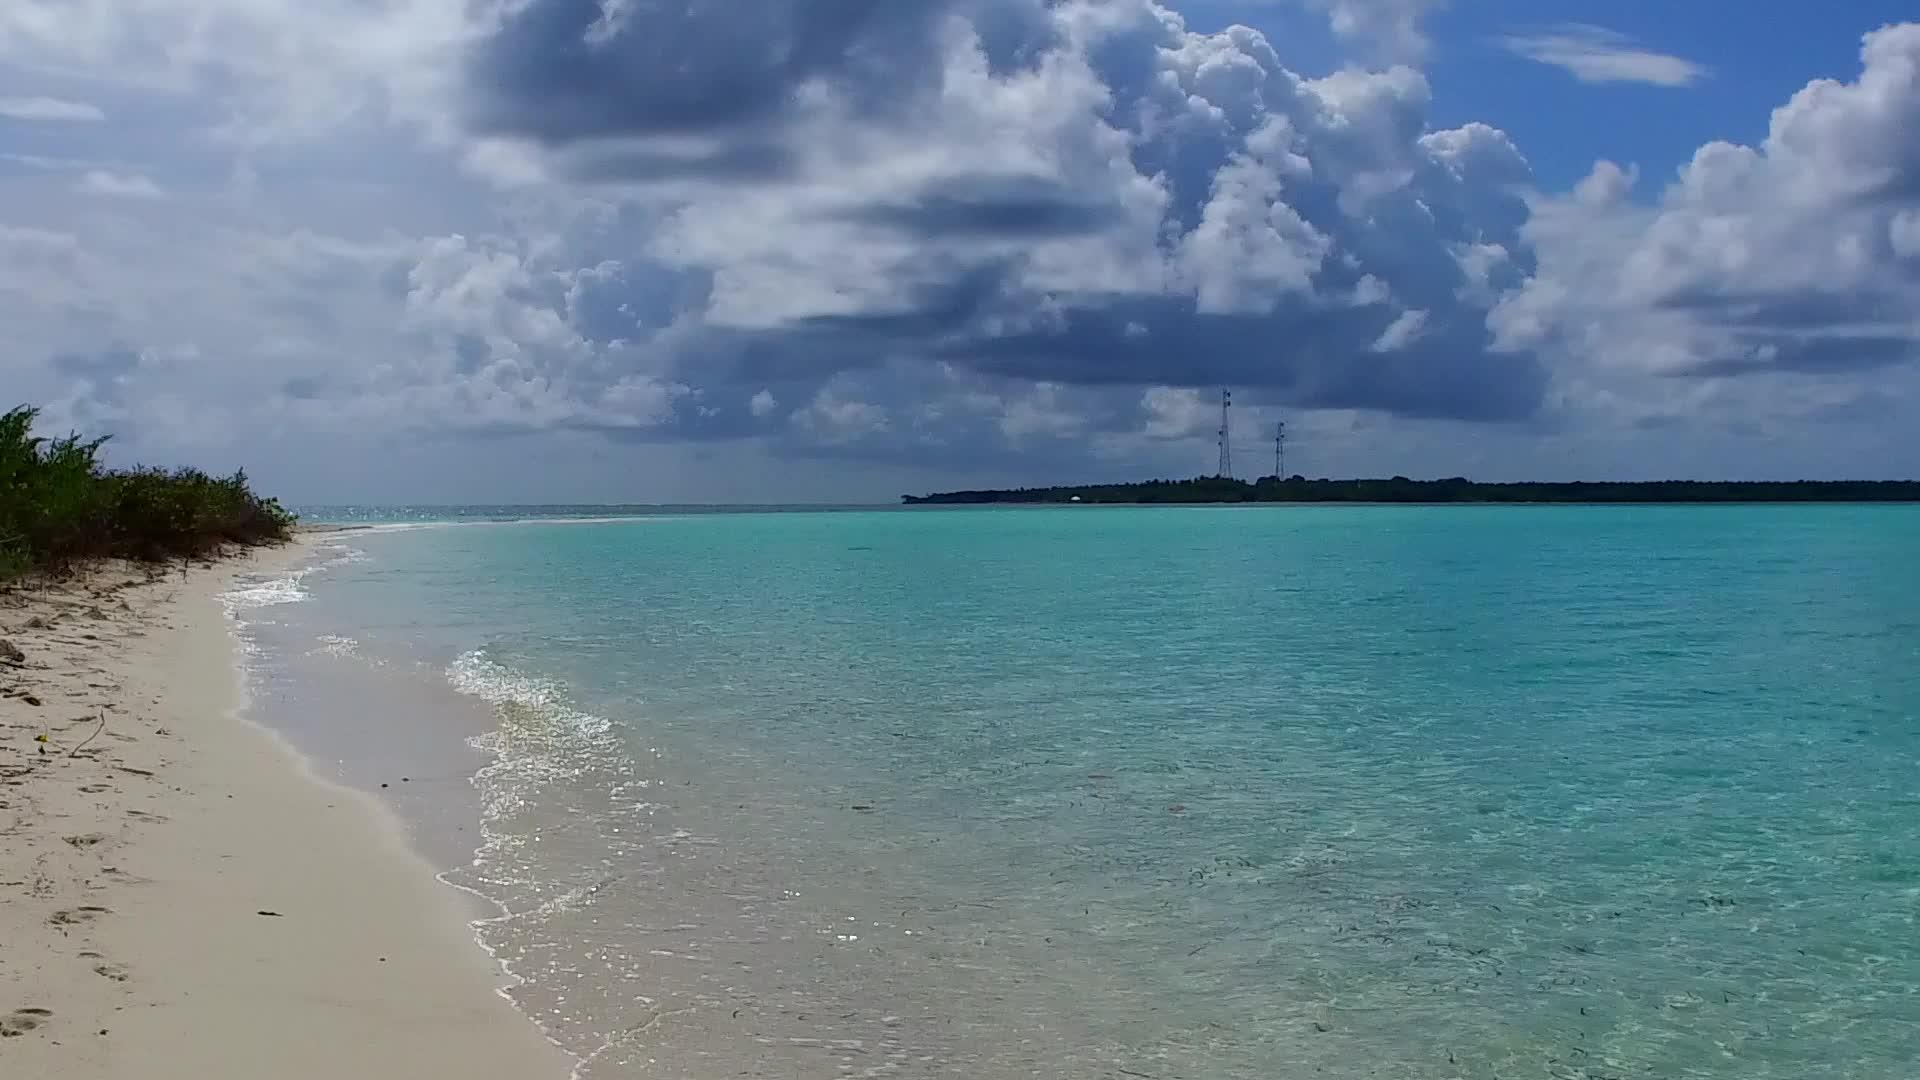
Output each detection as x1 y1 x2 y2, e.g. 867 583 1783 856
2 1 1918 504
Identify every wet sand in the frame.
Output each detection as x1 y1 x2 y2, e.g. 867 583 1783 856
0 542 568 1079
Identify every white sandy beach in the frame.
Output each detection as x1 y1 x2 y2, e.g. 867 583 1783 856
0 540 568 1079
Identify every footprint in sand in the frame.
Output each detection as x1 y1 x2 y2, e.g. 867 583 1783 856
1 1007 52 1037
97 867 151 885
91 963 129 982
49 906 110 928
63 833 108 848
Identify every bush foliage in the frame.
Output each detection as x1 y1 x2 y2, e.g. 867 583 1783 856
0 405 294 582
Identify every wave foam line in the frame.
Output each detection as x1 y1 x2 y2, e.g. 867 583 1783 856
439 648 631 1080
218 542 368 617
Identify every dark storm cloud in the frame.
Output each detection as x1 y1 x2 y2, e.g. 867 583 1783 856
448 1 1564 443
281 375 326 400
943 300 1547 421
45 346 143 431
17 0 1920 499
1681 335 1916 378
468 0 961 145
431 2 1894 467
828 174 1125 238
451 333 490 374
1656 286 1908 333
1302 340 1547 420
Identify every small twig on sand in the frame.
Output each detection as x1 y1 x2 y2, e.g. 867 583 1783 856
69 711 107 757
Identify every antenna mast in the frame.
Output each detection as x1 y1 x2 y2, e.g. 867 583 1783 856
1216 389 1233 479
1275 420 1286 480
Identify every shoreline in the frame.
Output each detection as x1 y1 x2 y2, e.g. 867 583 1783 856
0 542 570 1078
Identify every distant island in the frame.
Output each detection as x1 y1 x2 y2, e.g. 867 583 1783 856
903 476 1920 505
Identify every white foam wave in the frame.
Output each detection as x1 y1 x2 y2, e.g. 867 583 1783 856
312 634 360 658
447 651 613 738
217 543 367 618
439 648 636 1080
432 645 648 1076
220 574 311 614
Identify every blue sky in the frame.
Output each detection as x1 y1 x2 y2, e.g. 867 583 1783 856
1428 1 1920 186
2 1 1918 502
1191 0 1920 188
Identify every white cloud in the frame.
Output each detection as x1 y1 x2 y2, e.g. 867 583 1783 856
1372 308 1429 352
792 389 891 445
998 384 1086 442
0 95 103 121
1296 0 1445 62
1 0 1916 496
1140 387 1214 440
0 0 472 142
1179 155 1331 313
1491 23 1920 424
1502 24 1708 87
9 0 1535 460
75 170 164 199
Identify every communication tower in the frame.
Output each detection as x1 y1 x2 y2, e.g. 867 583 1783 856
1216 389 1233 479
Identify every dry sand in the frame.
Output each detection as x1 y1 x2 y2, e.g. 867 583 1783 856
0 541 570 1079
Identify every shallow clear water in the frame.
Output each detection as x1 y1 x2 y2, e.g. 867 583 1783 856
245 507 1920 1078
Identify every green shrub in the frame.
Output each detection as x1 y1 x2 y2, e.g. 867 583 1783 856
0 405 294 583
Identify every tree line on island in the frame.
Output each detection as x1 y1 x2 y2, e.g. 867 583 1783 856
0 406 294 584
903 476 1920 505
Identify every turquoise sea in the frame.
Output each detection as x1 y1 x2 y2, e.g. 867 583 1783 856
231 506 1920 1078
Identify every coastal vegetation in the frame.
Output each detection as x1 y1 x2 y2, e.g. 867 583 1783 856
0 405 294 583
904 476 1920 505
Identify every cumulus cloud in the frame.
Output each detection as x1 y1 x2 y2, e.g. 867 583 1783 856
1140 386 1216 440
1 0 1917 494
0 95 104 121
1491 22 1920 424
998 383 1087 442
363 231 699 435
1178 1 1446 63
1501 24 1708 88
1292 0 1445 63
793 388 892 445
458 0 1541 442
